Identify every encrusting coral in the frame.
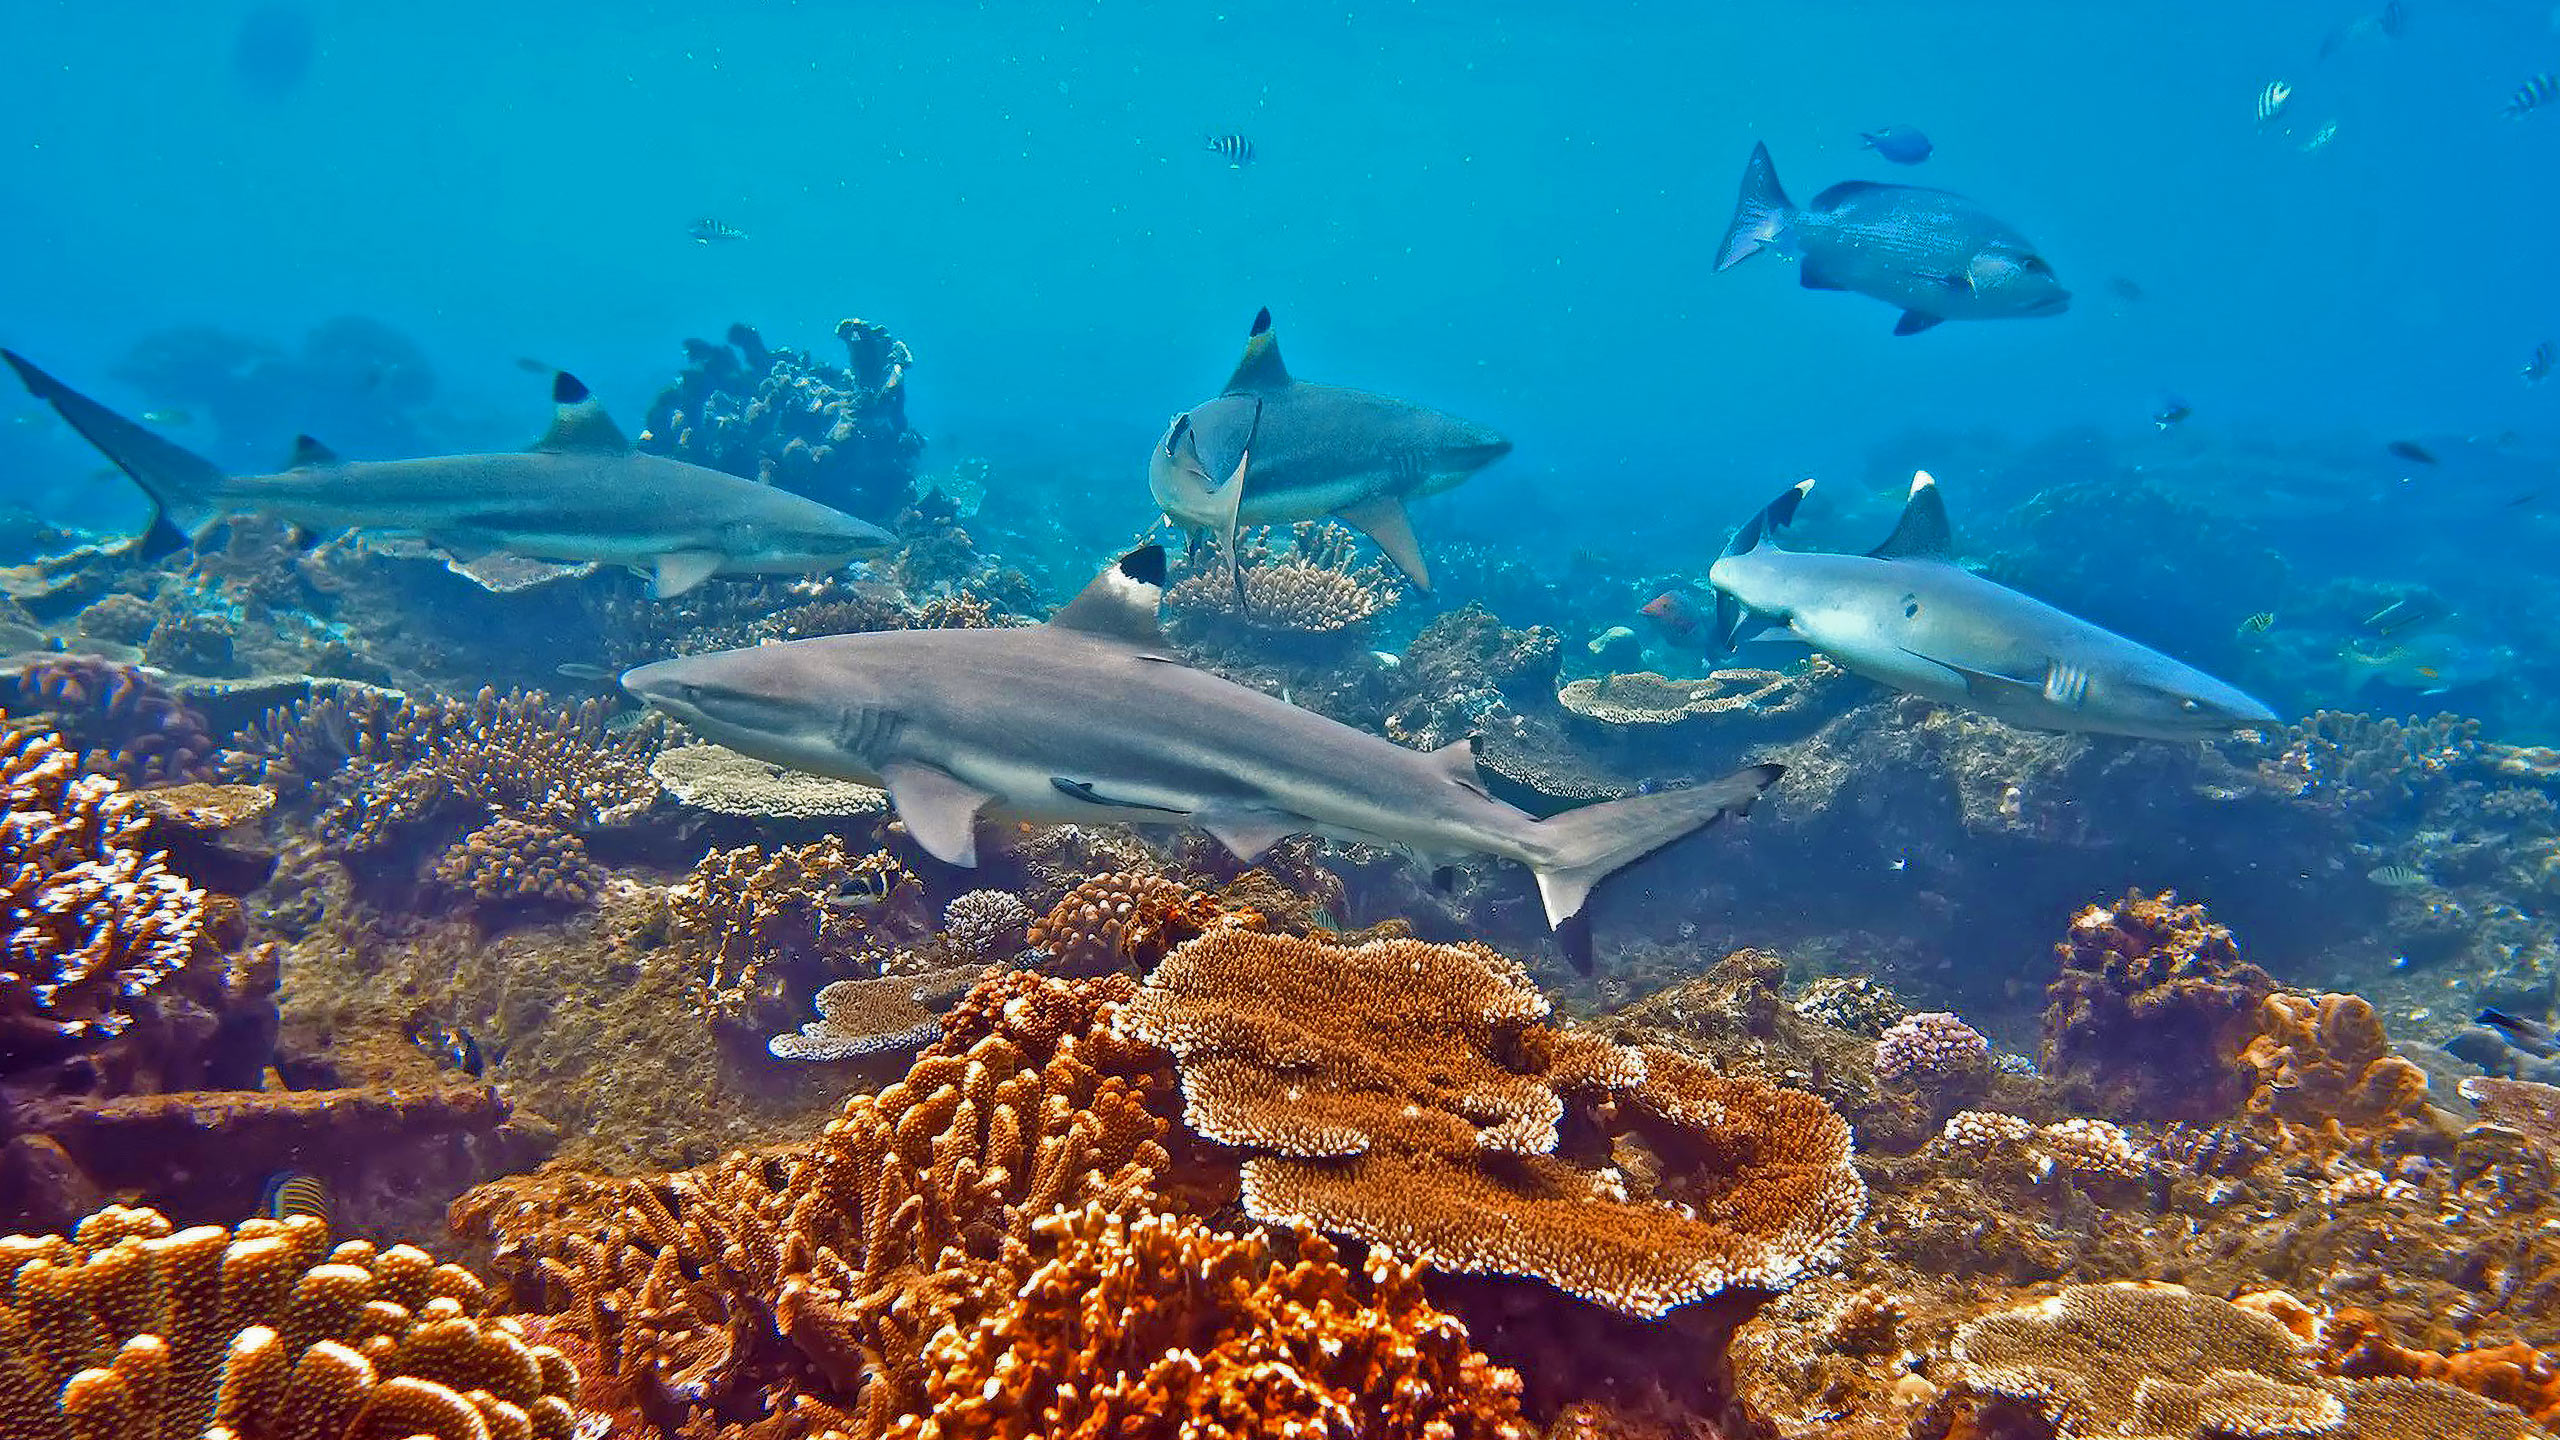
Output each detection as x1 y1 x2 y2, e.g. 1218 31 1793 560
1117 928 1867 1319
2043 889 2279 1124
2240 992 2435 1152
0 1203 582 1440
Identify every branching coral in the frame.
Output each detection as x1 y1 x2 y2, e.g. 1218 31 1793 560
1118 929 1865 1318
0 1204 581 1440
430 819 602 908
668 839 923 1029
1167 525 1402 637
2043 889 2279 1124
938 889 1031 961
2261 710 2486 817
890 1200 1529 1440
1027 871 1260 975
638 320 921 521
1874 1011 1991 1087
2241 993 2434 1152
7 656 217 786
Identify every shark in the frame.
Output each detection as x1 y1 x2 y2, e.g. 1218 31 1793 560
1705 472 2280 740
623 544 1781 970
1 350 896 598
1148 309 1512 591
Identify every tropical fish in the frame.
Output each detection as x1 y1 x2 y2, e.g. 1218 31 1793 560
1703 473 2280 739
2153 397 2192 430
2236 611 2276 637
621 546 1783 973
688 218 749 244
140 407 191 427
3 352 894 599
2362 594 2449 637
2478 1007 2559 1059
2524 341 2553 385
2255 80 2294 126
821 865 901 912
2502 74 2560 118
2385 439 2438 465
1640 589 1713 649
2343 633 2509 695
259 1171 331 1224
2298 119 2340 152
404 1017 484 1077
1859 125 1933 164
1148 308 1511 592
1205 134 1255 167
2367 864 2429 888
1714 143 2069 336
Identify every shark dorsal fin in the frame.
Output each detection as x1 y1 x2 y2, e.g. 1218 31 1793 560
1428 733 1493 798
288 434 339 468
1869 471 1954 560
1049 545 1171 646
534 371 632 454
1222 307 1292 395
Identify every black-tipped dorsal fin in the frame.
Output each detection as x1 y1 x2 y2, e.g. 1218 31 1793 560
1868 470 1954 560
1222 307 1292 395
287 434 339 468
1719 479 1813 561
1048 545 1171 646
533 371 631 454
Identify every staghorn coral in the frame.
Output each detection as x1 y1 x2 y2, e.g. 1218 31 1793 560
1167 525 1402 637
2043 889 2279 1124
7 655 218 786
637 320 921 522
2241 993 2435 1152
1118 928 1866 1318
889 1199 1529 1440
0 1203 581 1440
429 818 602 908
648 742 887 819
1874 1011 1992 1087
668 838 923 1030
0 728 228 1079
937 889 1031 960
765 963 990 1062
1026 870 1260 975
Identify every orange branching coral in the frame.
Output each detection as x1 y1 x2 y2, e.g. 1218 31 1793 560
0 1203 582 1440
2316 1307 2560 1427
8 655 218 785
669 840 923 1026
2241 993 2434 1151
1119 929 1865 1318
889 1201 1529 1440
1026 870 1259 974
2042 889 2279 1124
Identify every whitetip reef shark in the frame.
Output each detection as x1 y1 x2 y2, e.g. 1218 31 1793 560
1 350 895 598
624 545 1780 971
1148 308 1512 591
1706 472 2280 740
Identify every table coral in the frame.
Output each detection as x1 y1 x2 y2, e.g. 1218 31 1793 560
1555 667 1812 729
2241 993 2436 1153
765 963 989 1062
0 1203 582 1440
890 1200 1529 1440
1118 929 1865 1318
648 742 887 819
2043 889 2279 1124
2314 1307 2560 1427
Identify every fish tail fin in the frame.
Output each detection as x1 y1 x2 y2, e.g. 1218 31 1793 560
1527 763 1784 962
1715 142 1795 271
3 349 220 558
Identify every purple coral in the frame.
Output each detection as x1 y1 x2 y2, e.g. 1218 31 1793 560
1874 1011 1991 1085
942 888 1033 959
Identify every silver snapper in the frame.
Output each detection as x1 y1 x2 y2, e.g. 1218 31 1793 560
1148 308 1511 590
3 352 894 598
1714 142 2070 336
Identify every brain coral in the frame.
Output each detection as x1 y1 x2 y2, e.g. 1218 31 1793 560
1117 929 1865 1318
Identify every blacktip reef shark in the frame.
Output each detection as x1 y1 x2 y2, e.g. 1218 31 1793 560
1 350 895 598
1705 472 2279 740
624 545 1781 971
1148 308 1512 591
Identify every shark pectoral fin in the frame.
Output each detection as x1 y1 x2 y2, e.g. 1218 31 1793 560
429 534 500 564
533 372 634 453
1336 494 1431 589
1427 733 1492 799
1913 651 2050 704
651 551 726 598
1221 307 1293 395
881 760 993 866
1892 310 1945 336
1215 446 1250 602
1197 808 1300 861
1050 777 1186 814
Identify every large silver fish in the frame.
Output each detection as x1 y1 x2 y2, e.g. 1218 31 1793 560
4 352 893 598
624 546 1780 972
1148 308 1511 590
1714 143 2070 336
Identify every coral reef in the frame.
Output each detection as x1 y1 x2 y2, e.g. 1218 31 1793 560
667 838 924 1034
2043 889 2280 1124
0 1204 582 1440
2241 993 2437 1153
430 818 603 910
1026 870 1260 974
638 320 922 521
1168 525 1403 640
1874 1011 1993 1087
6 655 218 785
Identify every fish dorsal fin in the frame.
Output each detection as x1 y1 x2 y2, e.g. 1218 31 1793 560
1869 471 1954 560
1048 545 1171 646
1222 307 1293 395
533 371 632 454
287 434 339 468
1428 733 1492 799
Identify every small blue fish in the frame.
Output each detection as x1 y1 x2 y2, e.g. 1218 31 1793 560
1859 125 1933 164
2153 396 2192 430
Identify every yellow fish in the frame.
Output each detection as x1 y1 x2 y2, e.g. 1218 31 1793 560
2236 611 2276 636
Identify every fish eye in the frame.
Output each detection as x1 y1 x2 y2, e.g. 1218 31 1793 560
2022 257 2054 277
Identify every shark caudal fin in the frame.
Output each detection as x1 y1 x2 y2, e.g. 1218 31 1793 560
1710 480 1812 652
2 349 224 559
1715 142 1797 271
1529 763 1784 970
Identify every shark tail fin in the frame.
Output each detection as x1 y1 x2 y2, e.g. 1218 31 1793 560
1715 142 1796 271
1712 480 1811 653
1529 763 1784 968
2 349 220 558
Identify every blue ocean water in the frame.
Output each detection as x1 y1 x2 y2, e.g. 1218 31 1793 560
3 1 2557 726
